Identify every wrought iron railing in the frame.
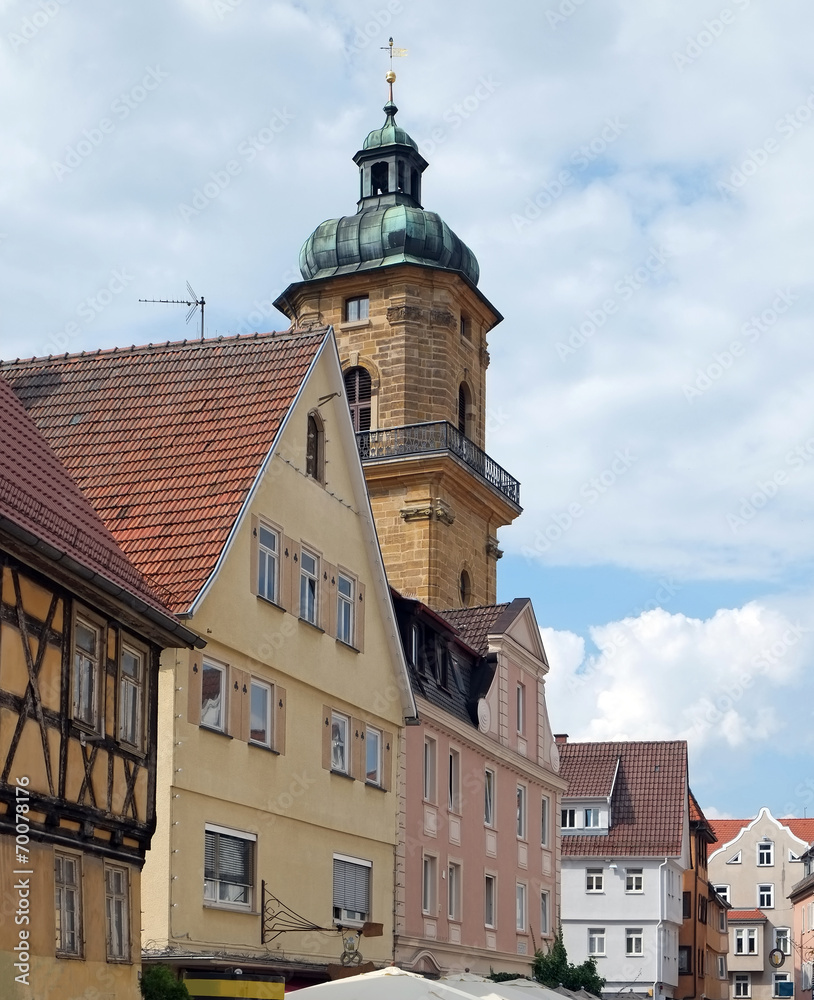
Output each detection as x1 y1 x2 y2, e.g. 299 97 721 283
356 421 520 506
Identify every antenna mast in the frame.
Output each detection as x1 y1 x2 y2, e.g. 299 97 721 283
139 283 206 340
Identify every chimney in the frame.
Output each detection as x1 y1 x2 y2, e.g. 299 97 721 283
554 734 568 744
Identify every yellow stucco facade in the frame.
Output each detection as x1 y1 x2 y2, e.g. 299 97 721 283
140 336 416 985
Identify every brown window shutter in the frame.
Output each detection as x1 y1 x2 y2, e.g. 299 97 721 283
355 582 366 652
321 705 333 771
274 685 286 755
352 717 365 781
250 514 259 596
382 730 394 791
229 668 247 739
281 535 299 615
318 558 331 631
187 651 202 725
324 562 338 638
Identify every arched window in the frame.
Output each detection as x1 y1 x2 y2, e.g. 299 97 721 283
344 367 372 432
306 413 324 482
371 161 389 195
457 382 472 437
459 570 471 608
397 161 406 193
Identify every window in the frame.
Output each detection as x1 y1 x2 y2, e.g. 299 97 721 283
410 624 420 667
698 895 708 924
735 928 758 954
683 891 692 919
775 928 791 955
344 366 372 432
585 808 600 828
366 726 382 785
734 975 751 998
250 679 272 747
105 865 130 962
759 883 775 908
337 573 355 645
448 749 461 813
73 614 102 728
306 413 324 482
715 884 730 903
727 851 742 864
516 883 527 931
541 890 550 935
516 785 527 839
484 874 496 927
561 808 576 828
55 852 82 956
679 946 692 975
423 737 436 802
626 928 644 956
201 660 226 731
588 927 606 957
717 955 727 979
458 382 469 436
345 296 369 322
586 868 604 893
204 827 255 908
460 314 471 340
119 641 145 749
719 908 726 931
331 712 349 774
333 854 370 924
459 570 471 607
541 796 550 847
299 549 319 625
759 841 775 866
626 868 643 893
257 522 279 603
773 974 792 998
422 855 437 914
484 768 495 827
516 682 525 735
448 863 462 921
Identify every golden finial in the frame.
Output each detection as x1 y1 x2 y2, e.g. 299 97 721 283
381 37 407 103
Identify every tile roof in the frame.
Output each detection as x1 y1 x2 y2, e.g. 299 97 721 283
438 598 530 655
709 817 814 848
689 788 717 842
559 740 688 857
727 909 767 921
2 331 327 612
0 377 173 618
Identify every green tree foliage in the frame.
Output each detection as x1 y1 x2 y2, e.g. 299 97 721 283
139 964 191 1000
532 929 605 997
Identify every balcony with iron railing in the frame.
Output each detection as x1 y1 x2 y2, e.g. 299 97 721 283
355 421 521 507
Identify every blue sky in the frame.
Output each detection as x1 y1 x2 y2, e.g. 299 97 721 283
2 0 814 822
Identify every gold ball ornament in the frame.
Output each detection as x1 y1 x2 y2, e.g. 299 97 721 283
386 70 396 84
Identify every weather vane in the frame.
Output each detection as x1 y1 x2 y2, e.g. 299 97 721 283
380 37 407 101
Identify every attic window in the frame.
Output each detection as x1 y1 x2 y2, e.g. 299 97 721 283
726 851 742 865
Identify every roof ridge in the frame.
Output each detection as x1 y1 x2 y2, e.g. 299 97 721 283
1 328 328 368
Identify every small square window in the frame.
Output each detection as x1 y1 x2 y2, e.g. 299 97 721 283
331 712 349 774
345 296 369 322
337 573 355 645
586 868 604 893
250 679 272 747
626 868 643 893
201 660 226 731
561 808 576 829
585 808 600 828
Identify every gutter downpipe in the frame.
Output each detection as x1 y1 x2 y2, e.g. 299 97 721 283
656 856 669 1000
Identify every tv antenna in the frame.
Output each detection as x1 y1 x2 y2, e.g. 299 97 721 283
139 283 205 340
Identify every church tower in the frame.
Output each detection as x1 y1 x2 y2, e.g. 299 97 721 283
275 74 520 610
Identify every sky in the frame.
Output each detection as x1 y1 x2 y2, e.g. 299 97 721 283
2 0 813 822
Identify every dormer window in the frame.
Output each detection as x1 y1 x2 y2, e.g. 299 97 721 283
585 808 600 828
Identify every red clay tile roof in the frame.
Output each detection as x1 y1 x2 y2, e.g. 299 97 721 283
559 740 688 857
0 377 173 618
439 599 531 655
710 817 814 848
559 745 620 798
2 331 327 612
690 788 717 842
727 910 767 921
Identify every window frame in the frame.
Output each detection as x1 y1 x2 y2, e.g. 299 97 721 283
299 547 319 626
626 927 644 957
55 850 83 958
484 768 495 828
626 868 643 893
201 658 227 733
448 862 462 922
516 882 527 932
758 883 775 908
365 725 382 786
586 868 604 893
72 608 104 732
734 974 751 998
516 681 525 735
249 677 273 748
423 737 436 803
333 853 371 926
516 784 527 840
679 945 692 976
336 571 355 646
585 807 600 828
717 955 727 979
561 808 576 829
257 521 280 604
104 864 131 963
422 854 437 915
484 873 497 928
775 927 791 955
541 890 550 936
715 883 730 904
735 927 758 955
541 795 550 847
448 747 461 814
773 973 791 998
203 825 256 910
344 295 370 323
588 927 606 957
331 711 350 775
118 636 147 751
758 841 775 867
